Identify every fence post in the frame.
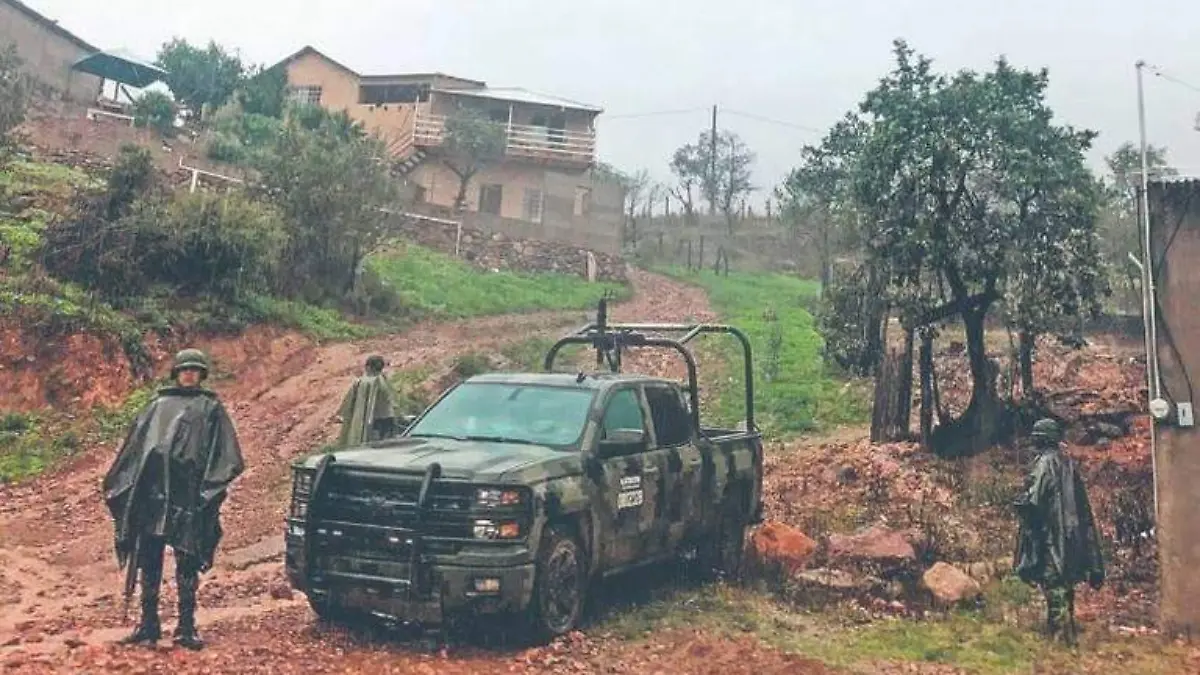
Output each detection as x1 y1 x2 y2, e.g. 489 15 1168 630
454 221 463 258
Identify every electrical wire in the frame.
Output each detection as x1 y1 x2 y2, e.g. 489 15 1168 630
602 107 710 120
722 108 823 133
1144 64 1200 96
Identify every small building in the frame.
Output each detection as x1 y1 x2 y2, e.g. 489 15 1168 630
0 0 102 102
274 46 625 255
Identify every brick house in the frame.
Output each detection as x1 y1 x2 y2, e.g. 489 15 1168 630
274 46 624 254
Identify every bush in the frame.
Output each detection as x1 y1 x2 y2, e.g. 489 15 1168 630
0 43 30 159
132 91 177 136
140 191 286 301
205 133 247 164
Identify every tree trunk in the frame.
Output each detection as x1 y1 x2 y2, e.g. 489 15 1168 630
895 326 915 438
1018 329 1036 400
860 265 887 375
819 217 832 297
939 306 1002 456
919 331 934 448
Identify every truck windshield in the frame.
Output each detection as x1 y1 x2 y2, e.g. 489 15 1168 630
407 382 596 448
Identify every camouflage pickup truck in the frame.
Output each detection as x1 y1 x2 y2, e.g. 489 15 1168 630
284 311 763 639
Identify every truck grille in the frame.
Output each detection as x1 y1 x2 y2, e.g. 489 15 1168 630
315 470 475 541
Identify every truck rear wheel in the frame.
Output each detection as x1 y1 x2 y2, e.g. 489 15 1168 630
528 526 587 640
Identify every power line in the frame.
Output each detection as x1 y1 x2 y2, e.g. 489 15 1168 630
1143 63 1200 96
602 107 710 120
722 108 823 133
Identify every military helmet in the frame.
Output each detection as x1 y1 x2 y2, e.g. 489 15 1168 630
1031 418 1062 444
171 348 210 379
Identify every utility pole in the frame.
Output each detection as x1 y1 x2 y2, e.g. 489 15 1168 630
1135 60 1161 524
709 104 718 215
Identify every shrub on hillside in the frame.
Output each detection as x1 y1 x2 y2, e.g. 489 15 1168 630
132 192 286 301
44 147 285 304
252 114 396 303
132 91 177 136
0 43 30 160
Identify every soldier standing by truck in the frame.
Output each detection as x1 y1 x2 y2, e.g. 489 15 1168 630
335 355 399 446
103 348 245 650
1013 418 1105 645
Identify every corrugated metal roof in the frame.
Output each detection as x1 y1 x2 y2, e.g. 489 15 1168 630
432 86 602 113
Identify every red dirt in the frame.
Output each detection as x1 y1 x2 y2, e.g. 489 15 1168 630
0 270 820 674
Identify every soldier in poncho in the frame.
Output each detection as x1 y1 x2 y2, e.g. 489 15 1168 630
103 348 245 650
336 355 400 447
1013 418 1105 645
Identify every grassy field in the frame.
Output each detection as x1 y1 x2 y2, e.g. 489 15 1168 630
369 244 628 320
593 577 1187 675
663 268 869 436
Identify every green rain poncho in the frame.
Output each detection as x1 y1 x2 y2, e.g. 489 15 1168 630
103 387 245 572
1013 448 1106 588
337 373 399 447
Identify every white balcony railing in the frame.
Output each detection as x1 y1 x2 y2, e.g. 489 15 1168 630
412 113 595 165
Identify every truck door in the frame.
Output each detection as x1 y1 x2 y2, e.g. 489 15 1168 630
595 386 664 568
644 384 703 548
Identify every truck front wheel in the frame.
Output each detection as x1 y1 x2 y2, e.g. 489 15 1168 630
528 526 587 639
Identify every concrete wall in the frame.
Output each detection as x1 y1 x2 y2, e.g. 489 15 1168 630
409 162 623 254
0 1 102 103
1147 178 1200 637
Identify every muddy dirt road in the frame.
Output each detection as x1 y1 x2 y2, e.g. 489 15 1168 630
0 270 831 674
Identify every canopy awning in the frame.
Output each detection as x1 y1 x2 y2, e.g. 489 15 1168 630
72 49 167 88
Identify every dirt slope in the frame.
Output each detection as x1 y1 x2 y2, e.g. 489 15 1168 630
1 269 816 674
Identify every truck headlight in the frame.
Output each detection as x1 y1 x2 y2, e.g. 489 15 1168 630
473 519 521 540
475 488 522 508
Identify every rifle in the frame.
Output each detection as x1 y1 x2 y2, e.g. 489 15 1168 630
122 534 141 620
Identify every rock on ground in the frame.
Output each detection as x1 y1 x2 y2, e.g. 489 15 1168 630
921 562 982 606
750 521 817 574
828 525 916 566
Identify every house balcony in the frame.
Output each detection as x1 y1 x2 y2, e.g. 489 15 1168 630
409 113 596 167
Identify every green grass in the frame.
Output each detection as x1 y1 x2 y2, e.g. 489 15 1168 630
0 381 161 483
661 267 869 435
368 244 628 320
0 160 99 196
595 582 1189 675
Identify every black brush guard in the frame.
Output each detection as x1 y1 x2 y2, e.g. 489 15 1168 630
305 458 445 603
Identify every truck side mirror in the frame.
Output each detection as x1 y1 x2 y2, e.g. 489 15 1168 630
597 428 646 458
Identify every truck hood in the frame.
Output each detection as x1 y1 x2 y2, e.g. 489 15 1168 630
300 437 579 482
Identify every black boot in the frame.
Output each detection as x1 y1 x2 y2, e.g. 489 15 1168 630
120 556 163 646
173 562 204 651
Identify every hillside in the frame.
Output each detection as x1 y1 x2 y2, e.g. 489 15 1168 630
0 151 627 482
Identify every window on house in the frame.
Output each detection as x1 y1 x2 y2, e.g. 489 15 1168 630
574 187 592 216
479 184 503 215
523 188 544 223
487 108 508 123
359 84 427 105
289 85 322 106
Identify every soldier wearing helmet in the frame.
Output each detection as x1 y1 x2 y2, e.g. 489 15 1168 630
102 348 245 650
1013 418 1105 645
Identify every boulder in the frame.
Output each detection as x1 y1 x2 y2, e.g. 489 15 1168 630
794 568 870 592
922 562 982 606
750 521 816 573
828 525 916 566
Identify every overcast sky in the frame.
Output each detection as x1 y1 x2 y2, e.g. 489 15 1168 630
29 0 1200 200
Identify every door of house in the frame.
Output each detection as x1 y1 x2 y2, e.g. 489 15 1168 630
478 184 503 215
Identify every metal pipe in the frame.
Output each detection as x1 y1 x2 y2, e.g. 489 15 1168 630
1135 59 1160 523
